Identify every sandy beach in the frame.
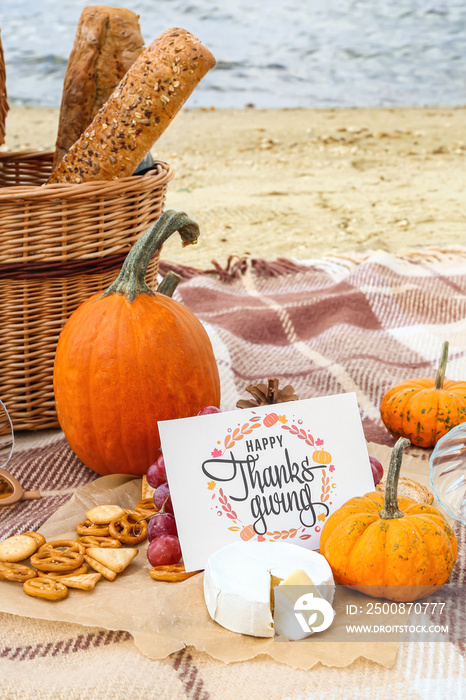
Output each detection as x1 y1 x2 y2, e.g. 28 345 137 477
2 104 465 269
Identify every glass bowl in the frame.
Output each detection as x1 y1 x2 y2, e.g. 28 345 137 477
430 422 466 523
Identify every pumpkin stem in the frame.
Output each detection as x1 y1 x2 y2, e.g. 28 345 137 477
156 270 181 298
434 341 449 390
379 437 411 519
101 210 199 302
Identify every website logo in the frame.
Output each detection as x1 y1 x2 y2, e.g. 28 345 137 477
293 591 335 634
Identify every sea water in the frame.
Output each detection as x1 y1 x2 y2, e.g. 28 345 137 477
0 0 465 108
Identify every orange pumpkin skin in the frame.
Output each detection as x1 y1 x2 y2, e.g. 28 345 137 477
53 212 220 477
54 292 220 476
380 341 466 447
320 493 457 600
380 379 466 448
320 441 457 602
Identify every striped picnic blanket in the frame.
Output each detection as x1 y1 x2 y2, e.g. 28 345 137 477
1 248 466 699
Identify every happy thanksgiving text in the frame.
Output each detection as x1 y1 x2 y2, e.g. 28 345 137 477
201 433 329 534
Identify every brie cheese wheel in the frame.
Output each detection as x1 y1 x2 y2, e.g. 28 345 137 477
203 541 335 638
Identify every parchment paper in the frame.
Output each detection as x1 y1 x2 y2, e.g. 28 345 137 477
1 441 434 670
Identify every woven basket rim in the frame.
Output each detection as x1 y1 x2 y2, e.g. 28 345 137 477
0 150 175 200
0 148 50 162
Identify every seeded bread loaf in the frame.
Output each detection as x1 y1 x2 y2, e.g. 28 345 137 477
376 475 434 505
48 27 215 184
52 5 144 169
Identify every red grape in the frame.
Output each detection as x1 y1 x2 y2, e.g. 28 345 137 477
369 456 384 486
148 512 178 541
146 461 163 489
153 482 174 515
155 453 166 482
146 454 167 489
146 535 181 567
197 406 221 416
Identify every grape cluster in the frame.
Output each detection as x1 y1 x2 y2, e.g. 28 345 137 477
145 406 221 567
145 454 180 567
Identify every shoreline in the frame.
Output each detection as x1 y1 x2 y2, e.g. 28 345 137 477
2 105 465 269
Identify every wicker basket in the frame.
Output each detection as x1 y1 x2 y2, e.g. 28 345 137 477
0 150 174 431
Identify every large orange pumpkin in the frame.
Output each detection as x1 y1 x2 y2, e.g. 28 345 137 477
319 437 457 601
53 211 220 476
380 341 466 447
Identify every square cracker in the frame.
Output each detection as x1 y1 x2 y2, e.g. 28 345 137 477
86 547 139 573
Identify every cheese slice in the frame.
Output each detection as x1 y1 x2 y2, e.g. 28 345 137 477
281 569 313 586
203 541 334 638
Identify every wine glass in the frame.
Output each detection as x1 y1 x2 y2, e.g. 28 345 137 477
0 399 40 505
0 399 14 497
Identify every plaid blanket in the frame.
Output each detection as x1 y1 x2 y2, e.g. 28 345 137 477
161 247 466 446
1 248 466 699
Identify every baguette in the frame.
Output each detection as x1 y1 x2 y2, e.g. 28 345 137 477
52 5 144 169
48 27 215 184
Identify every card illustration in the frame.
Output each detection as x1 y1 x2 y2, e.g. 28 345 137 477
203 409 336 544
159 392 374 571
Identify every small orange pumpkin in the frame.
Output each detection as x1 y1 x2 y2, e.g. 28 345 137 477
312 450 332 465
53 211 220 476
320 437 457 601
380 341 466 447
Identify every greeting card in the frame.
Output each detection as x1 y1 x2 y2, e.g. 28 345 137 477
158 392 374 572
